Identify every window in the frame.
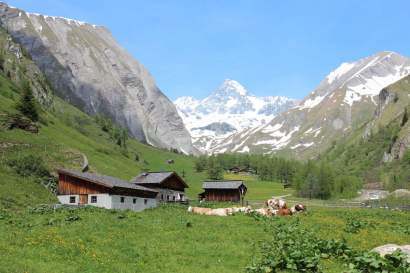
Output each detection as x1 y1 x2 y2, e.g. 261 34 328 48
172 196 176 201
69 196 76 203
167 195 170 201
144 199 148 205
133 198 137 204
161 194 164 200
120 197 125 203
91 196 97 203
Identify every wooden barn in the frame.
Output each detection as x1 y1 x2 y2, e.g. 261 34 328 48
57 169 158 211
199 181 247 202
131 171 188 203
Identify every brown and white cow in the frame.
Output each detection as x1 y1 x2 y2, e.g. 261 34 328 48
277 208 293 216
266 198 287 209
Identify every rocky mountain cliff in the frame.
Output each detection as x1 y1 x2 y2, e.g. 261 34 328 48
212 52 410 157
174 79 296 152
0 3 193 154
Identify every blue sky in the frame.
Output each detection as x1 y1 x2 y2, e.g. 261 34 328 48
6 0 410 100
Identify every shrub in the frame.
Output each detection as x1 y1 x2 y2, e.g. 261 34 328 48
4 113 38 133
7 154 57 193
7 154 49 178
246 221 322 272
344 217 373 234
95 114 128 148
333 175 362 198
65 215 81 222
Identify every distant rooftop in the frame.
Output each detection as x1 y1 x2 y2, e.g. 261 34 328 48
202 181 245 189
131 171 188 188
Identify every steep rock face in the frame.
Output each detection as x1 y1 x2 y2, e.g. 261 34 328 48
0 28 52 106
0 3 193 154
174 79 297 152
212 52 410 157
372 76 410 160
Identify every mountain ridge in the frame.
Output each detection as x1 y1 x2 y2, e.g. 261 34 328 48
0 2 194 154
210 51 410 157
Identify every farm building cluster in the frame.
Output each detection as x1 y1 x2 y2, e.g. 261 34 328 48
56 169 249 212
57 169 188 211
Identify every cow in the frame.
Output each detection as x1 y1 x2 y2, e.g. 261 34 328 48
294 204 306 212
253 208 275 217
266 198 287 209
277 208 293 216
208 208 231 216
232 206 252 214
187 206 212 215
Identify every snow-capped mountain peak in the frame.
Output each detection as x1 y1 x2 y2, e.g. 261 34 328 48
174 79 297 152
215 79 248 96
297 51 410 110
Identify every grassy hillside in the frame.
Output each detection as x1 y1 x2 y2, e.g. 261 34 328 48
323 76 410 190
0 75 205 206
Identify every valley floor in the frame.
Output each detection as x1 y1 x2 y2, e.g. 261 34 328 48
1 205 409 273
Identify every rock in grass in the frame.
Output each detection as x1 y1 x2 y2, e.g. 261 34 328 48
372 244 410 262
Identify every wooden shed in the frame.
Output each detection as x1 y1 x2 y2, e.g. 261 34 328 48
199 181 247 202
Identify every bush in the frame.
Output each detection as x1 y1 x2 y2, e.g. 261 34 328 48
7 154 57 193
7 154 49 178
4 113 38 133
247 221 323 272
333 175 362 198
344 217 373 234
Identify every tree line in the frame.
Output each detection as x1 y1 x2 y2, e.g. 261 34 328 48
195 153 362 200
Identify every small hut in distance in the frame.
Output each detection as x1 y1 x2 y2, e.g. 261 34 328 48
199 180 247 202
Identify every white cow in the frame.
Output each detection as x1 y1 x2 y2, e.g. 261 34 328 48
208 208 231 216
232 206 252 213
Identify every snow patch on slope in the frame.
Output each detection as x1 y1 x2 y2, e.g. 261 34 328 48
327 62 356 84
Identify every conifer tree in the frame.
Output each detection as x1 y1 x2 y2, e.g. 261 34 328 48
207 156 223 180
16 80 39 122
401 108 408 127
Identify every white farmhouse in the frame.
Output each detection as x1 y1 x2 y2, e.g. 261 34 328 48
57 169 158 211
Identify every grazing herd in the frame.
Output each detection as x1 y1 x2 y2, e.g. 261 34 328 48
187 197 306 217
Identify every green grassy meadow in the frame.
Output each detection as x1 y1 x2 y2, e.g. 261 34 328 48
1 205 409 273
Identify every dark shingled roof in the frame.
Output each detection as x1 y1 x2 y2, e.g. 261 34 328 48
131 172 188 188
202 181 246 189
57 169 158 193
